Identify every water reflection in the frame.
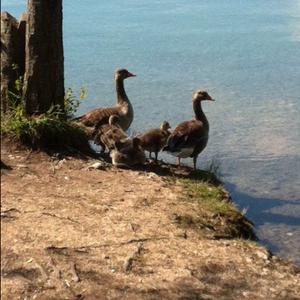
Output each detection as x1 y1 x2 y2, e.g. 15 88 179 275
227 182 300 265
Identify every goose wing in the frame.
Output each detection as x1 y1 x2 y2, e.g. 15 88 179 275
164 120 207 154
75 107 120 127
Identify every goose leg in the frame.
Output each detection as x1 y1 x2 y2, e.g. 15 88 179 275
149 152 152 159
193 156 198 170
177 157 181 167
155 151 158 163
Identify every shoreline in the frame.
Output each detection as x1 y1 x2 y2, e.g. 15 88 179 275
1 139 299 299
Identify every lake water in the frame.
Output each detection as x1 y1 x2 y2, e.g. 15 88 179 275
2 1 300 265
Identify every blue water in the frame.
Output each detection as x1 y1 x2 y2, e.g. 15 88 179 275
2 0 300 264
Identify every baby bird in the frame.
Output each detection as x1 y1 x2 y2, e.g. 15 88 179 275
94 115 129 152
110 137 146 168
137 121 171 162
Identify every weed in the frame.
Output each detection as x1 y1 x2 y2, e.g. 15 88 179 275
177 178 256 240
64 87 87 119
6 64 24 110
205 158 222 180
1 69 90 152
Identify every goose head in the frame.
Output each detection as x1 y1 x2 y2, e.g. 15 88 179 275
160 121 171 131
192 90 214 102
115 69 136 80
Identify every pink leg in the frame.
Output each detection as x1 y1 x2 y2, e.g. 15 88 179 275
177 157 181 167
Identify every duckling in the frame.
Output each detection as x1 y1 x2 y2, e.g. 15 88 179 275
137 121 171 162
110 137 146 168
94 115 129 152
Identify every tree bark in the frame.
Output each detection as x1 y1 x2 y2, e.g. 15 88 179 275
0 12 26 112
24 0 64 115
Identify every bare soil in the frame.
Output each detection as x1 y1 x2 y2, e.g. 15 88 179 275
1 140 300 300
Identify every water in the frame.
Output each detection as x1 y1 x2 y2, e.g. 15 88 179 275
2 1 300 265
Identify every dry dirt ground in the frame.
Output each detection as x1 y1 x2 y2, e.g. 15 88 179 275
1 143 300 300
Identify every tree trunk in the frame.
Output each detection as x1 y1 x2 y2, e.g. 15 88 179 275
24 0 64 115
0 12 26 112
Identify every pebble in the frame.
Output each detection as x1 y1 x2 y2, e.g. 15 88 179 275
245 257 252 263
16 164 27 169
256 250 269 260
88 162 107 170
26 258 33 264
147 172 159 180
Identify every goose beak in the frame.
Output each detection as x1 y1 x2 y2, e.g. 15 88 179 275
127 72 136 77
207 95 215 101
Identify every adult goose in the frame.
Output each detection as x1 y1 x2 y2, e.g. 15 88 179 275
137 121 171 162
163 90 214 170
110 137 146 168
74 69 136 131
94 115 129 152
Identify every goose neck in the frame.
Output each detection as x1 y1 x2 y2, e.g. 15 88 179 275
194 101 209 129
116 78 129 103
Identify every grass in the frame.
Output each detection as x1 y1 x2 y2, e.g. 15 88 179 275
175 171 256 240
1 110 90 153
1 75 91 153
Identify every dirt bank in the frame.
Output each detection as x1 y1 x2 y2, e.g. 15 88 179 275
1 141 299 299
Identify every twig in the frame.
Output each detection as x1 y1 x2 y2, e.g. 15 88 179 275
0 208 21 219
1 208 21 214
124 257 134 272
124 243 144 272
25 149 33 161
77 236 168 251
70 263 80 282
49 257 62 279
46 236 168 254
46 246 70 256
34 261 48 281
41 212 80 224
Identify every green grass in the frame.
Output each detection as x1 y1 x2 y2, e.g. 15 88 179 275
1 77 91 153
1 69 90 152
1 111 90 153
176 175 256 240
182 179 233 214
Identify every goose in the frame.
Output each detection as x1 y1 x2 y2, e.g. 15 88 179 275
94 115 129 152
137 121 171 162
73 69 136 131
110 137 146 168
163 90 214 170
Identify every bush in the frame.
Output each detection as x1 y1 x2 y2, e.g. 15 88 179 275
1 107 89 151
1 72 90 152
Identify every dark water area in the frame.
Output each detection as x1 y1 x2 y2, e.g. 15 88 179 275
2 1 300 265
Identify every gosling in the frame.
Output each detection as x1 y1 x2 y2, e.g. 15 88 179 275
94 115 129 153
137 121 171 162
110 137 146 168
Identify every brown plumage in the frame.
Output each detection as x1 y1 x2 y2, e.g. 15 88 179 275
163 90 214 170
73 69 135 131
137 121 171 162
94 115 129 152
110 137 146 167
